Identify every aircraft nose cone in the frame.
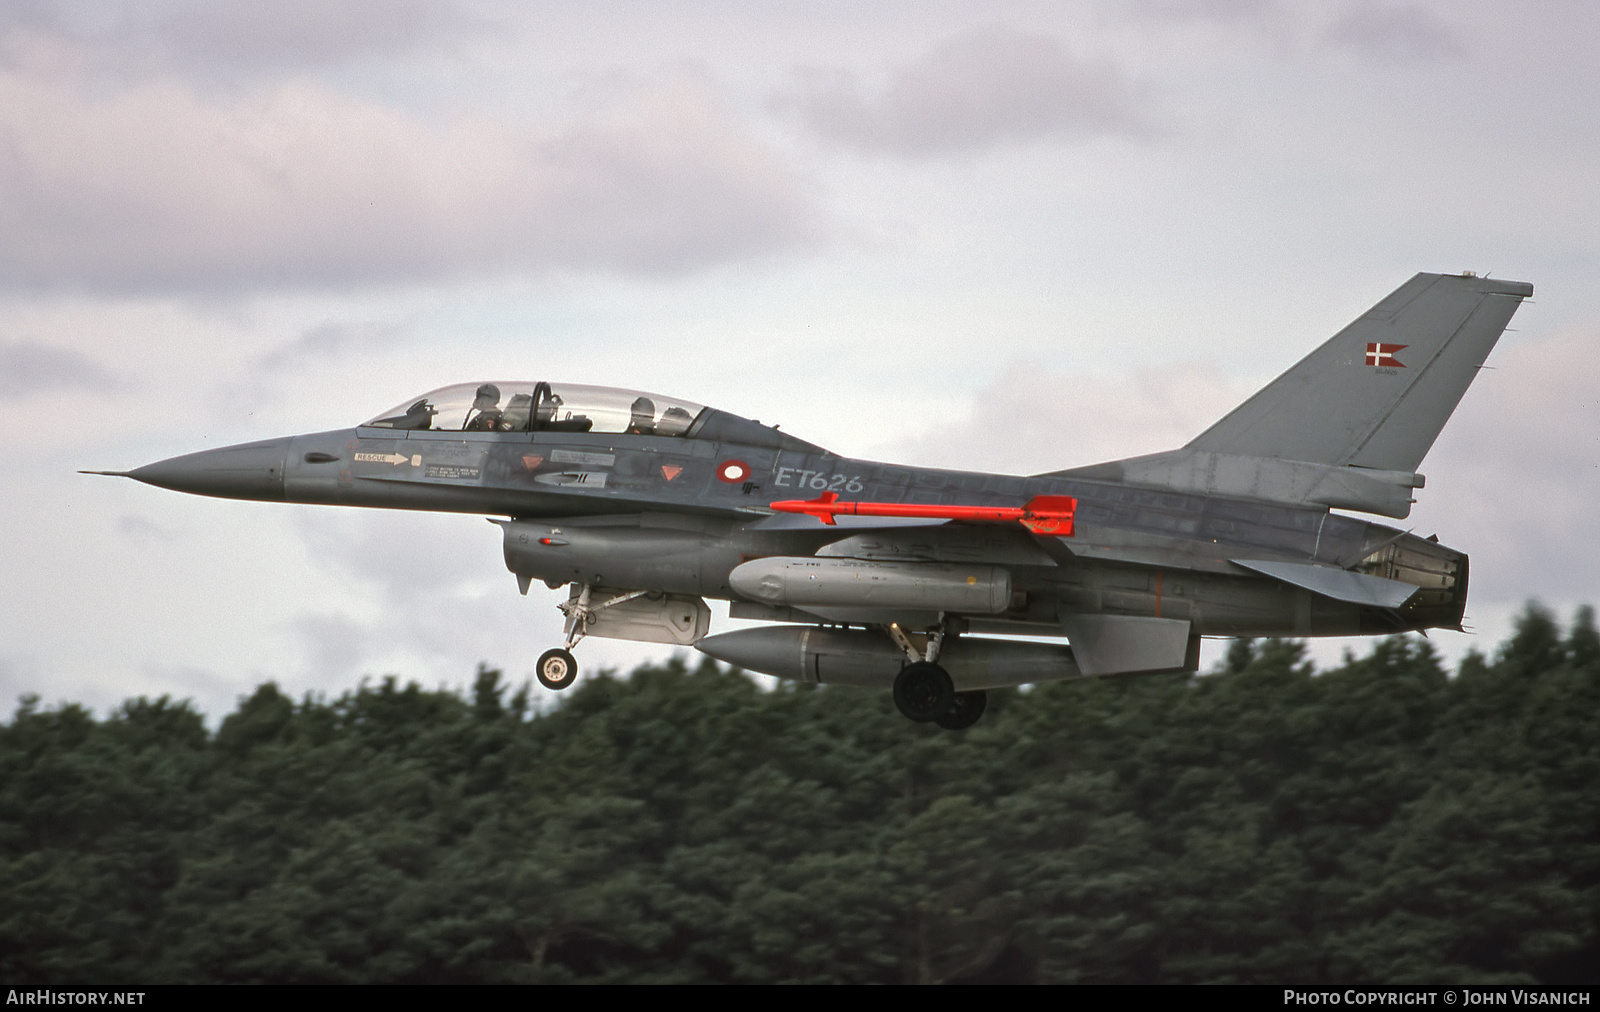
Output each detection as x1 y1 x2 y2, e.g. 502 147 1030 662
126 437 290 501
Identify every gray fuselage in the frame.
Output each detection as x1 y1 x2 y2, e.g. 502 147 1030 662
124 405 1467 644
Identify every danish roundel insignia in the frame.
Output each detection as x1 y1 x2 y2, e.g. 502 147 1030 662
717 459 751 483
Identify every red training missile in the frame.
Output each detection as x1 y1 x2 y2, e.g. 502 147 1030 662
767 492 1075 535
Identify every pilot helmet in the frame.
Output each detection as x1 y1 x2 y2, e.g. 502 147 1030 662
473 383 501 408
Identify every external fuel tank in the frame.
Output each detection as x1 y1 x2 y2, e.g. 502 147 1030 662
729 557 1012 613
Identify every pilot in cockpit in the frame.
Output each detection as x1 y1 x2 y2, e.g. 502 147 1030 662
463 384 504 431
626 396 656 435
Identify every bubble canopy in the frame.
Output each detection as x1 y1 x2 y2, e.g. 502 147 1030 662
363 382 706 436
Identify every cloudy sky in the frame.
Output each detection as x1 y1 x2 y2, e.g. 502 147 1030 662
3 0 1597 720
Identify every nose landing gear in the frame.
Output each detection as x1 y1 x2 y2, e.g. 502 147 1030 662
537 582 628 691
536 647 578 690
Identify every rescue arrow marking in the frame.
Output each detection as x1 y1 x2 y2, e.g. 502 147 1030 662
769 492 1076 536
353 452 412 466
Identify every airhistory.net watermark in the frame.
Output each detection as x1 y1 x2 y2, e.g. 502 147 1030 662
5 993 145 1005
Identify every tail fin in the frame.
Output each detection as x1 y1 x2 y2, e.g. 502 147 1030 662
1188 272 1532 471
1050 273 1532 518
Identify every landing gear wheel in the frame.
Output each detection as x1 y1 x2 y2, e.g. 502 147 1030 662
893 661 955 722
536 648 578 690
935 690 987 731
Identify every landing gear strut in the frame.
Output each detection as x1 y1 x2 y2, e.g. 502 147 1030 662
539 583 659 690
537 583 639 691
884 614 988 730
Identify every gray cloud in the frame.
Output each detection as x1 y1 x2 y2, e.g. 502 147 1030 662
0 340 117 395
0 1 491 78
779 27 1147 157
291 612 372 681
293 509 503 606
1323 3 1465 62
0 653 43 715
898 358 1243 475
1413 325 1600 605
258 321 410 373
148 0 489 72
116 514 179 543
1115 0 1283 25
0 66 820 293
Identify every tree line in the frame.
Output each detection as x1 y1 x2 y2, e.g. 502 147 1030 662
3 604 1599 983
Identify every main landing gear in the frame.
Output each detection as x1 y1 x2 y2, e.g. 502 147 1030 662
885 616 987 730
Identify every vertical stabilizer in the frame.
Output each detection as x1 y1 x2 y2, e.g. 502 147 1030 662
1188 272 1531 471
1048 273 1532 518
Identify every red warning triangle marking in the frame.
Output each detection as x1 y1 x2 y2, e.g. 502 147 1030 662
661 465 683 481
522 455 544 470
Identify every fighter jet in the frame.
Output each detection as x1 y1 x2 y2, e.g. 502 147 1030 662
90 272 1532 729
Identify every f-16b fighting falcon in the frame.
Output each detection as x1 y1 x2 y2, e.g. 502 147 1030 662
89 273 1532 729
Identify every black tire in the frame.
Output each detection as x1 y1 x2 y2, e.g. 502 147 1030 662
935 690 987 731
536 648 578 690
893 661 955 722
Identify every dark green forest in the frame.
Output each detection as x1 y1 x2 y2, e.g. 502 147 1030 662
4 605 1600 984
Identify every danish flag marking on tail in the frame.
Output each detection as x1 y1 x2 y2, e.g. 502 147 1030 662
1366 342 1408 368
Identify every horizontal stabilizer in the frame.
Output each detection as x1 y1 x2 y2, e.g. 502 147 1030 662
1231 558 1416 608
1059 614 1197 676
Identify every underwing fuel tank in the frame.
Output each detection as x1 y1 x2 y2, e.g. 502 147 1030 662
729 557 1012 613
696 625 1084 690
